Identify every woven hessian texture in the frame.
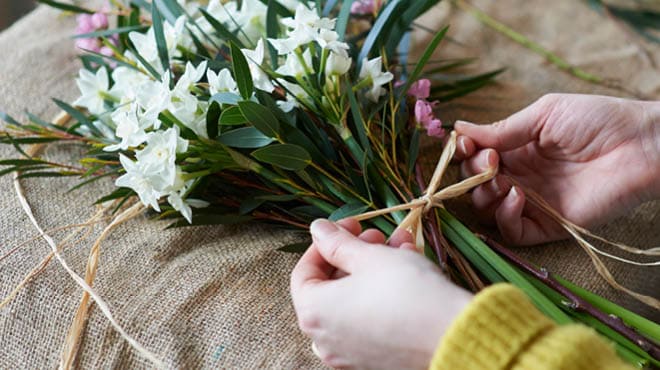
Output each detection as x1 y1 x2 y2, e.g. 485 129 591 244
1 1 658 368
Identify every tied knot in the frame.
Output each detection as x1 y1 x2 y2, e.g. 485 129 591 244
354 131 498 250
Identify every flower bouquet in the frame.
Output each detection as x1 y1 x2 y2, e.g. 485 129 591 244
1 0 658 368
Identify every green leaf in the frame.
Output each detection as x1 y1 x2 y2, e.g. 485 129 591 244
0 159 46 166
72 25 148 39
219 106 247 125
0 111 20 125
218 127 275 148
336 0 355 41
357 0 402 68
200 8 243 47
407 127 421 175
346 85 372 156
400 26 448 97
238 101 280 138
278 242 310 253
231 42 254 100
37 0 93 13
154 0 184 24
210 92 242 105
52 99 102 137
206 101 221 139
329 202 369 222
167 214 253 228
252 144 311 171
151 2 171 76
95 187 134 205
266 0 280 68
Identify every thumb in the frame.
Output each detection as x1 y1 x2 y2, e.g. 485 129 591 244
455 96 550 151
310 219 381 273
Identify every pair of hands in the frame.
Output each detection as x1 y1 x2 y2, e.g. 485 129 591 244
291 94 660 369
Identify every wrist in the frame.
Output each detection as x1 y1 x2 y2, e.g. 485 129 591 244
640 101 660 200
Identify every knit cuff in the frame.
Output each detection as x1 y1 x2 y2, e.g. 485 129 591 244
429 283 555 370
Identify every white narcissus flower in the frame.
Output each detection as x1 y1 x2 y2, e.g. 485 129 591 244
242 39 274 93
135 126 188 185
104 104 150 152
174 61 208 94
136 72 173 127
359 57 394 102
109 66 150 102
277 80 311 112
316 29 349 54
73 67 112 115
270 4 335 55
115 154 163 211
128 16 188 73
276 48 313 78
207 68 238 95
325 51 352 76
167 188 209 223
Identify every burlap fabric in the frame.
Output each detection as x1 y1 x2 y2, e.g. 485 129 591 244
0 1 658 368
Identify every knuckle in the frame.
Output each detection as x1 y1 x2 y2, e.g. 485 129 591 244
296 306 321 335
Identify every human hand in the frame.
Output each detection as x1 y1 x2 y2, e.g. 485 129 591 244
290 219 472 369
455 93 660 245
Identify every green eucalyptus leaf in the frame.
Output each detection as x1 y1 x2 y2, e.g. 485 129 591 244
206 101 221 139
238 101 280 138
266 0 280 68
231 42 254 100
400 26 448 96
218 127 275 148
219 106 247 125
211 92 242 105
252 144 311 171
328 202 369 222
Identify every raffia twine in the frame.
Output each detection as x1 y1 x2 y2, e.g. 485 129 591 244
4 120 658 368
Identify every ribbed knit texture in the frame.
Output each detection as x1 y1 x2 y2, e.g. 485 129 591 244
430 284 633 370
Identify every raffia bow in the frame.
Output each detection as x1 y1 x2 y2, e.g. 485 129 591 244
353 131 660 309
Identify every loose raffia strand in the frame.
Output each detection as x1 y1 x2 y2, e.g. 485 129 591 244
354 131 659 310
12 112 166 369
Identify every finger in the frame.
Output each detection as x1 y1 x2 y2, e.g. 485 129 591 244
460 149 499 179
455 95 550 151
358 229 387 244
310 219 382 273
472 176 511 211
291 244 335 295
495 186 552 246
389 228 413 248
453 135 477 161
336 218 362 236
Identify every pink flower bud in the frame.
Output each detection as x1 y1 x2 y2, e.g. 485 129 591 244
408 79 431 100
414 99 434 125
91 12 109 29
76 14 95 34
351 0 374 15
75 37 101 53
425 119 445 138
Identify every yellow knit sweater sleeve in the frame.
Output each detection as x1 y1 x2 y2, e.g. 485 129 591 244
429 283 633 370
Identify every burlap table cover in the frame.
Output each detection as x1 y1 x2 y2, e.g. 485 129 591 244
0 1 658 368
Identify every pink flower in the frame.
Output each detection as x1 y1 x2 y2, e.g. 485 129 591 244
90 12 109 30
408 79 431 99
75 37 101 53
76 14 95 34
351 0 383 15
414 99 445 138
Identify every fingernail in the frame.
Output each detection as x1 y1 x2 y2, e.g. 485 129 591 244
510 186 519 199
455 120 477 130
310 219 338 237
486 150 498 168
459 136 468 154
491 178 501 195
